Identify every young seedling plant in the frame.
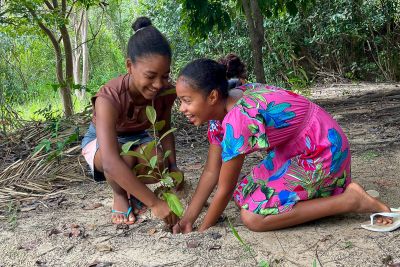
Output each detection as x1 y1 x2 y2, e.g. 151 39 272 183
120 105 184 218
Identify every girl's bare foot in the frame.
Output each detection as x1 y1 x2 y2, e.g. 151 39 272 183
112 193 135 224
344 182 392 224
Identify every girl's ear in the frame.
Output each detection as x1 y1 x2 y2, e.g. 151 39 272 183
208 89 219 105
126 58 133 74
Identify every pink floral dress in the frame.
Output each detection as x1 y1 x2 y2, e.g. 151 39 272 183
208 83 351 215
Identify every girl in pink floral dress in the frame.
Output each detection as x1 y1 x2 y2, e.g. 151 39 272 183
173 59 392 233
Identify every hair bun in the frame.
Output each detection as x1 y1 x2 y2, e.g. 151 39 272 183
132 17 152 32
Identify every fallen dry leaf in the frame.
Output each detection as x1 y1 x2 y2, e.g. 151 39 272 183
17 241 38 251
83 203 103 210
95 243 113 252
147 228 157 235
48 228 62 237
88 260 113 267
186 240 200 248
208 244 221 250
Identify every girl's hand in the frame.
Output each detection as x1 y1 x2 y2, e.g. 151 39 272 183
172 220 193 234
151 199 179 226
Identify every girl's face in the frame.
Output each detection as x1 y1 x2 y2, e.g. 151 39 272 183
127 54 171 100
176 77 214 126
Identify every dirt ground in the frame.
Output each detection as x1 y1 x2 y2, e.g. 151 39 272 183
1 83 400 267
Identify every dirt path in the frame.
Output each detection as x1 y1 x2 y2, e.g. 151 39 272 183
1 83 399 267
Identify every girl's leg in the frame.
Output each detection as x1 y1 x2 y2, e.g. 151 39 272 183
94 148 137 224
240 182 392 232
94 141 168 224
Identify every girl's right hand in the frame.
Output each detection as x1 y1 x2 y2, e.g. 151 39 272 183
151 199 178 226
172 220 193 234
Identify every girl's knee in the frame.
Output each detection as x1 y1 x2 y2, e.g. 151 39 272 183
240 209 264 232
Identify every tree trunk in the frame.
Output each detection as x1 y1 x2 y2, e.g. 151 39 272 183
81 9 89 99
35 19 73 117
241 0 266 83
59 0 74 117
72 10 82 86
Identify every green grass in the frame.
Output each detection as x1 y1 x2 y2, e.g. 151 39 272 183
361 150 379 161
14 91 91 121
6 201 18 230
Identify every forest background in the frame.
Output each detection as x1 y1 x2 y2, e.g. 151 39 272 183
0 0 399 126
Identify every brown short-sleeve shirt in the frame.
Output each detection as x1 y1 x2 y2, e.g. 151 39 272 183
91 74 176 133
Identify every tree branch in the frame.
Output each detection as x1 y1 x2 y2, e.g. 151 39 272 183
62 0 66 14
52 0 59 9
44 0 54 10
26 6 64 83
66 0 79 19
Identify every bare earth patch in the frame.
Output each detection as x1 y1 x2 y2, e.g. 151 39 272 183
1 83 399 267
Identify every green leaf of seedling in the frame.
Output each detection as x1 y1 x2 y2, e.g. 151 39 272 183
159 128 177 141
149 155 158 169
162 192 184 217
134 163 147 172
152 120 166 131
161 175 174 187
143 140 156 158
120 150 148 162
163 150 171 160
312 259 317 267
121 140 140 153
137 174 156 180
146 106 157 124
258 260 269 267
169 171 183 185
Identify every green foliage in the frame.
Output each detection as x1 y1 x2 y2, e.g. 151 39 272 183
2 0 400 126
162 192 184 217
5 201 18 229
227 217 268 266
120 104 183 218
32 114 80 161
178 0 231 42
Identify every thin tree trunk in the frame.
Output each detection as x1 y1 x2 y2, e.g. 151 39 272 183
72 10 83 86
241 0 266 83
81 9 89 99
58 0 74 117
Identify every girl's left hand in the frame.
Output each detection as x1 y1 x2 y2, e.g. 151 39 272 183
172 220 193 234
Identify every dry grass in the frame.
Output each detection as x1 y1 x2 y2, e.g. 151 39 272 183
0 113 91 213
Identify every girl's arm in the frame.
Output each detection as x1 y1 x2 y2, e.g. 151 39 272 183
198 154 245 232
173 144 223 233
95 98 177 224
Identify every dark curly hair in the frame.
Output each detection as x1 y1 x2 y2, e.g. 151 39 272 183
127 17 171 62
218 53 247 80
179 59 229 99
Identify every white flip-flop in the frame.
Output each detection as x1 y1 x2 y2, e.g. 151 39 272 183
361 208 400 232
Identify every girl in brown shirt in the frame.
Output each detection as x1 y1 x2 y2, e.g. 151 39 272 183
81 17 181 226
